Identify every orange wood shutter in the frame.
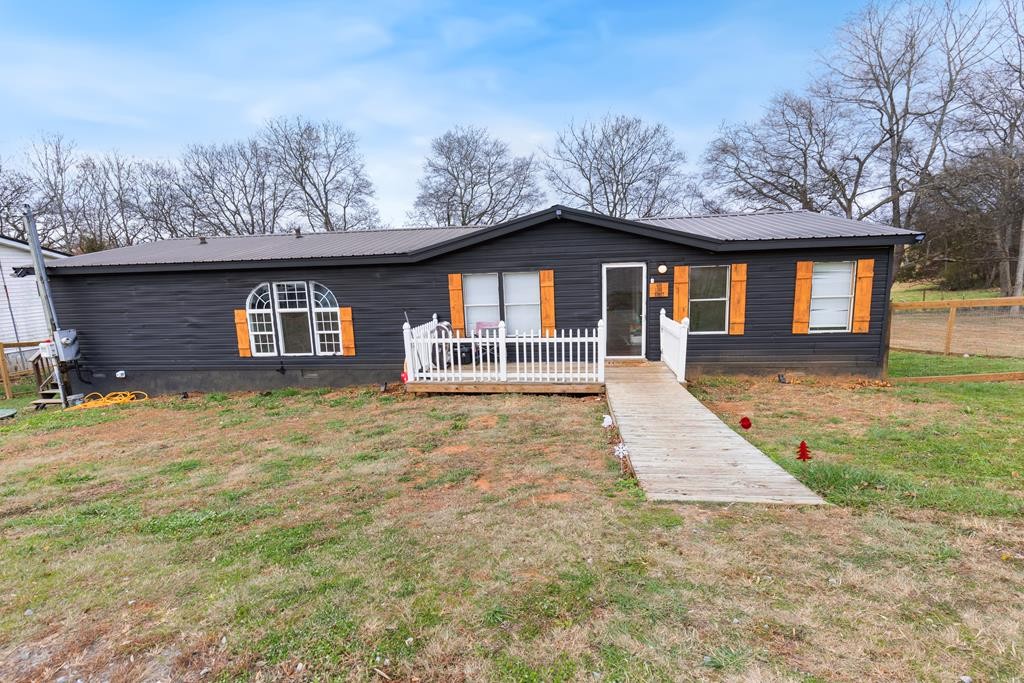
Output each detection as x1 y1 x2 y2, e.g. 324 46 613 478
792 261 813 334
673 266 689 322
852 259 875 333
447 274 465 336
339 307 355 356
234 309 251 357
540 269 556 336
729 263 748 335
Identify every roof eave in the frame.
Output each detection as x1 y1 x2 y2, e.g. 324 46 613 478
712 233 923 251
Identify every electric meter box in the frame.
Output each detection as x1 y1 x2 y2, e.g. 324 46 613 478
54 329 80 362
39 330 80 362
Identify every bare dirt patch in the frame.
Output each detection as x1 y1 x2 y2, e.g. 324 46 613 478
698 374 954 438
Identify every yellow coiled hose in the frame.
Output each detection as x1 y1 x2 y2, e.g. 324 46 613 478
67 391 149 410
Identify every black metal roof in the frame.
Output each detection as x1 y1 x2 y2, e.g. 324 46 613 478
637 209 920 241
45 226 481 270
42 206 922 275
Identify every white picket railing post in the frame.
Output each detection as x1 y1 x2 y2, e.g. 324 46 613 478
498 320 508 382
596 318 606 383
402 321 415 383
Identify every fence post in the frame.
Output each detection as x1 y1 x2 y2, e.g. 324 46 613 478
498 321 508 382
944 306 957 356
658 309 667 363
402 322 415 383
0 343 11 400
596 319 606 383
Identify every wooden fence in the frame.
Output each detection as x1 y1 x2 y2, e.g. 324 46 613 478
890 296 1024 357
1 340 46 400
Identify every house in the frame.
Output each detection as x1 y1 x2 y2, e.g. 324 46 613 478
1 235 67 372
31 206 922 395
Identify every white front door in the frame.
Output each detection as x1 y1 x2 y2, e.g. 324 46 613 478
602 263 647 358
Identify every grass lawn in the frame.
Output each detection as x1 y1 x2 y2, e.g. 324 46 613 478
891 280 1002 303
1 365 1022 681
888 350 1024 377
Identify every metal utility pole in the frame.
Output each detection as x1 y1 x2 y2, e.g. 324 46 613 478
22 205 69 407
23 206 60 332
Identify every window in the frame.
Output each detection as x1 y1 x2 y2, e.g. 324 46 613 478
246 284 277 356
809 261 855 332
274 282 313 355
502 272 541 335
689 266 729 334
311 283 343 354
463 273 500 335
245 281 344 356
461 271 543 336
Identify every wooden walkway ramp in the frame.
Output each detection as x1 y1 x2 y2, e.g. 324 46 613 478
605 364 824 505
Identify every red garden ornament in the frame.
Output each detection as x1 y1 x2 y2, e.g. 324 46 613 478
797 440 812 461
739 416 752 430
400 371 409 384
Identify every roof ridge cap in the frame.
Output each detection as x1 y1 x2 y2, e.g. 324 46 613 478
150 225 485 243
644 208 809 221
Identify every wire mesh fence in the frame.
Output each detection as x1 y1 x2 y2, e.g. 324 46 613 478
890 297 1024 359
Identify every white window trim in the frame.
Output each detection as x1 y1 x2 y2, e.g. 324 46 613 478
502 271 542 336
462 272 501 337
311 281 343 356
808 261 855 334
273 281 316 356
246 282 278 357
688 265 731 335
601 262 648 359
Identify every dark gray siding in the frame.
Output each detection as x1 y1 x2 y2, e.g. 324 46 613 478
49 218 894 394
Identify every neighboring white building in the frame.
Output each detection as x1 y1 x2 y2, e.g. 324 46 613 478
1 235 67 372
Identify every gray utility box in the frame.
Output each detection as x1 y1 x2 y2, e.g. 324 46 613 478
48 329 80 362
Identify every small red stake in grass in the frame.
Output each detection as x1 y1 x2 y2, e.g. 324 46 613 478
797 440 812 461
739 416 752 430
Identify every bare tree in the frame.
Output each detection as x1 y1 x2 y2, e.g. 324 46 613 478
180 138 292 235
825 0 994 230
76 151 150 251
136 160 202 239
544 115 688 219
0 159 35 241
264 117 380 231
705 92 839 213
411 125 544 226
29 133 84 251
997 0 1024 298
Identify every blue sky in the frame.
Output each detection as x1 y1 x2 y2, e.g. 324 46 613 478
0 0 864 225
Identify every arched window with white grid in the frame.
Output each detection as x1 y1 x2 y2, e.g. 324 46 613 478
311 282 343 355
245 283 277 356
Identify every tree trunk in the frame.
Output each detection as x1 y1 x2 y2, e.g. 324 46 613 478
1012 212 1024 314
994 227 1013 296
1014 212 1024 297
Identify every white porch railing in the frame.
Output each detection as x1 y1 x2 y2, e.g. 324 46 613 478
403 314 606 384
659 309 690 383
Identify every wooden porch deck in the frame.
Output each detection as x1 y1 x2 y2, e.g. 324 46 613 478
405 381 603 394
605 364 824 505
